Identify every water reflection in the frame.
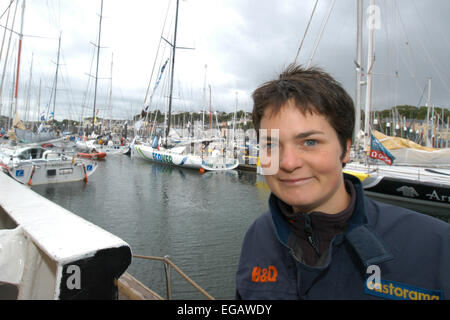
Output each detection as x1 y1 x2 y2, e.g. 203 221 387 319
32 155 270 299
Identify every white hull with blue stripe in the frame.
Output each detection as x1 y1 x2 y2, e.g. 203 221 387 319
0 146 98 186
132 143 203 169
132 143 239 171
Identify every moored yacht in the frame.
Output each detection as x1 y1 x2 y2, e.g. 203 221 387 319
0 146 98 186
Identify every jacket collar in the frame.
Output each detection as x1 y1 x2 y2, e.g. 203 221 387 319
343 174 394 268
268 173 393 269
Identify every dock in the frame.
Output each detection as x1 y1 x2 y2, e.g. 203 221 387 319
0 171 132 299
236 163 257 172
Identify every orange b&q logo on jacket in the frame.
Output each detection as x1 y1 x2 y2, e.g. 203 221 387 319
251 265 278 283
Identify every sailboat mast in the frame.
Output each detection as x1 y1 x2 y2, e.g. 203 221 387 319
363 0 375 152
37 78 41 121
12 0 25 128
425 78 432 147
8 59 16 130
52 32 61 124
233 92 237 142
92 0 104 130
446 116 449 148
202 64 207 131
0 0 14 126
209 84 212 135
3 1 19 130
354 0 363 149
165 0 180 146
24 52 33 123
107 52 113 131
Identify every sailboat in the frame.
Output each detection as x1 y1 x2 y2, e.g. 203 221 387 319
344 0 450 219
75 1 129 156
345 129 450 217
131 0 238 171
2 1 60 145
0 145 98 186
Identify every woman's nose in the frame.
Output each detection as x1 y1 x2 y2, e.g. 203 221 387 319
279 145 303 172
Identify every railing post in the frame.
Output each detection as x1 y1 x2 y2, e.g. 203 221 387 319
132 254 215 300
163 255 172 300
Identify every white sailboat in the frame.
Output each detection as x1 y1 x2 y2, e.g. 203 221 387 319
2 1 59 145
75 1 129 157
132 136 238 171
133 142 201 169
131 0 238 171
0 145 98 186
345 0 450 219
75 133 129 155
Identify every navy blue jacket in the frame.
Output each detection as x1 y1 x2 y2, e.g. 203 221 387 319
236 174 450 300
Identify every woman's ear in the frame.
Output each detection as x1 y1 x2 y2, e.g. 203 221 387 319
342 139 352 164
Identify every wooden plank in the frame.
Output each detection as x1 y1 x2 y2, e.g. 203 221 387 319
117 272 164 300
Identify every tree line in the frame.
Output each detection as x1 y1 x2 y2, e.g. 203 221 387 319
134 109 252 126
6 104 446 132
373 105 449 121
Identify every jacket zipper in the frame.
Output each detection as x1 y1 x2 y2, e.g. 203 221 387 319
304 214 320 257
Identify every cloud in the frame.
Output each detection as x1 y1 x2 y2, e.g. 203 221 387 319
1 0 448 121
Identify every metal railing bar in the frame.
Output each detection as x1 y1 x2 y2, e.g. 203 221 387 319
133 254 215 300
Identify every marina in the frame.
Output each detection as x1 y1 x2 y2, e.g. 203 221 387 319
30 152 268 299
0 0 449 300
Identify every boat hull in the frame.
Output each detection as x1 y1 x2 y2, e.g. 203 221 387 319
6 159 98 186
201 158 239 171
344 163 450 218
132 144 202 169
76 139 129 155
363 176 450 217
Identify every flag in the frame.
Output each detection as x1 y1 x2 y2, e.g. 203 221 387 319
37 123 44 134
141 105 150 118
153 58 169 91
135 119 143 131
94 110 99 124
152 135 159 148
369 134 395 165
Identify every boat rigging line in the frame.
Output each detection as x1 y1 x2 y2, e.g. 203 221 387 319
142 0 172 109
0 0 15 21
92 0 103 131
293 0 318 65
306 0 336 68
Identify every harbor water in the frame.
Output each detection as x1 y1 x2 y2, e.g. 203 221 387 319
32 154 270 300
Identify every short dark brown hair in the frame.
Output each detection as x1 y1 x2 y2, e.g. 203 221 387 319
252 64 354 160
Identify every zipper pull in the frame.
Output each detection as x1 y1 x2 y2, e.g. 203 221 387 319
304 215 320 257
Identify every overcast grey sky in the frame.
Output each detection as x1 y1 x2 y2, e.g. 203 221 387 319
0 0 449 122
